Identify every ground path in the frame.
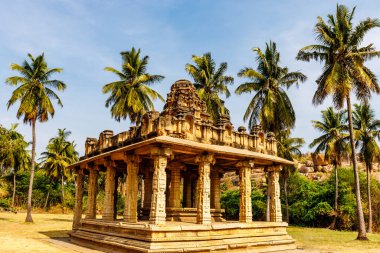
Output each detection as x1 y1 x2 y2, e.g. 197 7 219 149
0 212 379 253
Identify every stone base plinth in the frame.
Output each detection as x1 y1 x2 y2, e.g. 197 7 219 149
69 220 296 253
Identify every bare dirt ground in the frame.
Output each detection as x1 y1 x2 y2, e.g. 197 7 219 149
0 212 380 253
0 212 100 253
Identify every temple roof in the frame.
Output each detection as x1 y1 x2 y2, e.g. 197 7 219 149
69 80 293 169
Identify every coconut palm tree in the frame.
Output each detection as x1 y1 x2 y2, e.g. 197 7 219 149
277 130 305 223
310 107 348 229
6 53 66 222
353 103 380 233
103 47 164 124
0 124 30 207
297 4 380 239
186 52 234 122
40 128 78 207
235 41 306 134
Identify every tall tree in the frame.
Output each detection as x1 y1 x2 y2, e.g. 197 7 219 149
186 52 234 122
235 41 306 134
310 107 348 229
0 124 30 207
277 130 305 223
297 4 380 239
353 103 380 233
40 128 78 207
103 47 164 124
6 53 66 222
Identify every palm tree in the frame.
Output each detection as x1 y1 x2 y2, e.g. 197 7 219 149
185 52 234 122
310 107 348 229
297 4 380 239
103 47 164 124
235 41 306 134
277 130 305 223
6 53 66 222
41 128 78 208
0 124 30 207
353 103 380 233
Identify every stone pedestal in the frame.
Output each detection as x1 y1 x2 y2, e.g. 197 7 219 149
268 166 283 222
72 169 84 229
85 167 98 219
149 147 171 225
195 154 215 225
237 160 253 223
123 155 140 223
102 161 116 221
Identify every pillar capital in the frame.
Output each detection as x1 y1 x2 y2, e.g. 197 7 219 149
265 165 282 172
124 153 141 164
236 160 254 168
103 158 116 169
150 146 172 157
195 153 215 165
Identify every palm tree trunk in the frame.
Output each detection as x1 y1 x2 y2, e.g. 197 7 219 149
61 173 65 206
367 163 372 233
346 95 367 240
329 164 338 229
12 172 16 207
284 176 289 223
25 120 36 223
44 189 50 211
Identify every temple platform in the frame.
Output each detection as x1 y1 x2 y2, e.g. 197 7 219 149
69 220 296 253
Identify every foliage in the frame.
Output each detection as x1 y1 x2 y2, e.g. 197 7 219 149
297 4 380 239
186 52 234 122
103 47 164 124
310 107 348 166
221 182 267 221
6 52 66 222
236 41 306 133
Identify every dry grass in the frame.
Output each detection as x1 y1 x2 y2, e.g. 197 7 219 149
288 226 380 253
1 212 380 252
0 212 76 253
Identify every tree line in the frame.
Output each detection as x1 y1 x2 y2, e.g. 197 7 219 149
1 4 380 240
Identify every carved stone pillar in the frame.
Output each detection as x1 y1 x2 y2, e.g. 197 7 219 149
267 165 283 222
195 154 215 224
149 147 171 225
143 169 153 209
102 160 116 221
237 160 254 223
168 163 183 208
123 154 140 222
210 168 221 209
72 168 84 229
85 166 98 219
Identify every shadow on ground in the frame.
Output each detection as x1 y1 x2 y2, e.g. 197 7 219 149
39 230 70 238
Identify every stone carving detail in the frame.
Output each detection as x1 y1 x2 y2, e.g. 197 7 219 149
149 148 171 225
237 160 254 222
102 160 116 221
85 166 99 219
195 154 215 224
124 154 140 222
268 166 283 222
84 80 278 158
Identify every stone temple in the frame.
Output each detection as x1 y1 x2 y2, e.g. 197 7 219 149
68 80 296 252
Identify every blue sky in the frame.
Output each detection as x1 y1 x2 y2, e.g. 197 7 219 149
1 0 380 157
